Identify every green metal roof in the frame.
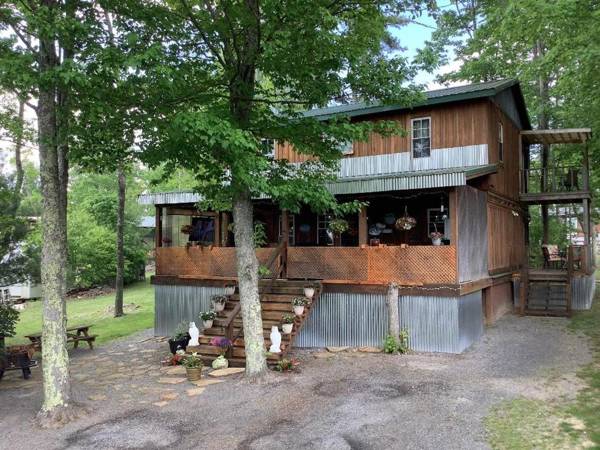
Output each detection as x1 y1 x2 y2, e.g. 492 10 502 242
303 79 530 128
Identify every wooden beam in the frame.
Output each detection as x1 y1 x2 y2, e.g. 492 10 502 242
221 212 230 246
449 188 459 283
214 213 221 247
358 205 368 246
281 209 290 245
155 206 162 249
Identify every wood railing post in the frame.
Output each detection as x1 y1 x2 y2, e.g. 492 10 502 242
566 245 574 316
519 245 529 315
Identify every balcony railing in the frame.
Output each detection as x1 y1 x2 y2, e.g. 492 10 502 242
521 165 588 194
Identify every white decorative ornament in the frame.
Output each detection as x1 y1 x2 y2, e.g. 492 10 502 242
188 322 200 346
269 326 282 353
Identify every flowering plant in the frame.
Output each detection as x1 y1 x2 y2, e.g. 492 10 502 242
292 297 309 306
429 231 443 240
200 311 217 321
210 336 232 355
164 349 186 366
274 358 299 372
211 295 228 305
281 314 295 324
182 352 203 369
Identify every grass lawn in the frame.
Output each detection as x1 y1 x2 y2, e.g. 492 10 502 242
6 279 155 347
485 293 600 449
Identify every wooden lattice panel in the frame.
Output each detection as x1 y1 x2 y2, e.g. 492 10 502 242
287 248 369 281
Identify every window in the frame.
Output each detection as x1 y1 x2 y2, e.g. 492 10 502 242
498 122 504 162
411 118 431 158
261 138 275 158
317 214 334 246
278 214 295 246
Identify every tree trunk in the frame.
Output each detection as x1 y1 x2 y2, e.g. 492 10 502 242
36 2 81 426
386 283 400 339
232 191 267 377
536 41 550 245
12 99 25 212
114 164 126 317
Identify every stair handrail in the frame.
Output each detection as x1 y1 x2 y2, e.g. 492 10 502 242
218 302 241 359
265 239 287 280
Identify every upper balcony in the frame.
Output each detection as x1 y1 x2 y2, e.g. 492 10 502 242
519 129 592 205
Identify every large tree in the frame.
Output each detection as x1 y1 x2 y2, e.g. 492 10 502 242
115 0 427 377
0 0 103 425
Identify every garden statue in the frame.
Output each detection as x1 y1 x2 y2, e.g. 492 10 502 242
269 326 282 353
188 322 200 346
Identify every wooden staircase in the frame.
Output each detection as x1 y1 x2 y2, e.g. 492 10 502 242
196 280 321 367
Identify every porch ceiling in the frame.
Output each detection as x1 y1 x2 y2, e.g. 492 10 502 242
521 128 592 145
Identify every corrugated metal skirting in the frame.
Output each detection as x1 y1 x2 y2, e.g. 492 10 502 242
572 274 596 310
155 285 226 336
296 291 484 353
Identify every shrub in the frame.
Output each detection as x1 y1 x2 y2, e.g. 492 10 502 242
0 303 19 338
383 335 399 354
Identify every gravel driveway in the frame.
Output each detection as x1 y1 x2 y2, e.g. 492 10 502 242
0 314 591 450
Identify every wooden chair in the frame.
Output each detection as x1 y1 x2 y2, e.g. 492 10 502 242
542 244 566 269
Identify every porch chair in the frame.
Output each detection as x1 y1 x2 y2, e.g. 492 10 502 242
541 244 566 269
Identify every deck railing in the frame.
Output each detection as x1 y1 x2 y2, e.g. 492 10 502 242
155 245 457 285
521 165 588 194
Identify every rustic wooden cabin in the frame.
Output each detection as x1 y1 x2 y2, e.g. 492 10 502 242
140 79 594 364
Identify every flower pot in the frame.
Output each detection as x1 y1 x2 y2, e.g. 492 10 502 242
282 323 293 334
203 320 214 329
213 302 225 312
186 367 203 381
168 336 190 354
224 286 236 296
303 287 315 299
212 355 229 370
293 305 305 316
432 238 442 246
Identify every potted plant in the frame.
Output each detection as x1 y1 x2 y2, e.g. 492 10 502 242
0 302 19 373
291 297 308 316
281 314 295 334
182 352 203 381
224 284 236 296
430 231 444 246
168 321 191 354
209 336 232 369
211 295 228 312
200 311 217 329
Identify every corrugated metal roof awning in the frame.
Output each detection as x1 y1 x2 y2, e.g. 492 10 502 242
521 128 592 145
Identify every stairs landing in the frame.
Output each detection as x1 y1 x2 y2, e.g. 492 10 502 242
524 270 571 317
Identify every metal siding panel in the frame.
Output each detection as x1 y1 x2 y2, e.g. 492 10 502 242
457 291 484 352
457 186 489 282
398 295 459 353
295 292 388 348
572 274 596 310
155 285 226 336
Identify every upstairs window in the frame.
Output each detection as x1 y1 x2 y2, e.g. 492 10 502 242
412 117 431 158
261 138 275 158
338 141 354 155
498 122 504 162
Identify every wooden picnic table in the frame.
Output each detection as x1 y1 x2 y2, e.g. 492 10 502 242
25 324 97 350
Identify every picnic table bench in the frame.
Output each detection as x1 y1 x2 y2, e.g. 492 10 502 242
25 324 97 350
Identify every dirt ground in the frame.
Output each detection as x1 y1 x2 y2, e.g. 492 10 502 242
0 314 591 450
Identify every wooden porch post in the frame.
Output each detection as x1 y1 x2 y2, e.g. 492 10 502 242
583 198 592 272
358 205 368 246
449 189 459 284
214 212 221 247
155 206 162 249
281 209 290 244
221 212 230 247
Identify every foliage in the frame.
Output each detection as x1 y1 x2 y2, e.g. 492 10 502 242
328 218 350 235
258 265 272 278
398 329 409 354
0 303 19 338
281 314 295 325
383 334 399 354
200 311 217 321
253 222 268 248
170 321 190 341
210 336 232 355
0 175 29 287
181 352 203 369
292 297 309 307
164 350 186 366
274 358 299 373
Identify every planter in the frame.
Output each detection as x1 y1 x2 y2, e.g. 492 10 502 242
224 286 236 296
293 305 305 316
168 336 190 354
213 302 225 312
186 367 203 381
203 320 214 329
282 323 293 334
432 238 442 246
303 287 315 299
212 355 229 370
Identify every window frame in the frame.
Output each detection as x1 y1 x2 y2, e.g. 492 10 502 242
317 213 334 246
427 208 447 238
411 117 431 159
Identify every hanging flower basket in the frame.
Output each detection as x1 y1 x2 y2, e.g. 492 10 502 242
395 206 417 231
181 224 193 234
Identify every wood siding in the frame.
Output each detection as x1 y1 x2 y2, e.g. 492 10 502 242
276 100 492 162
487 196 525 273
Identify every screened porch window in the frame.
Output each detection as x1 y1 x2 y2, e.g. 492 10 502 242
317 214 334 246
412 117 431 158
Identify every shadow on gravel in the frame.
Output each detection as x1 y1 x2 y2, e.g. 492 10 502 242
64 411 182 449
312 378 449 399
